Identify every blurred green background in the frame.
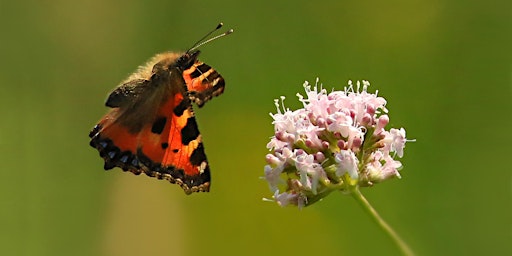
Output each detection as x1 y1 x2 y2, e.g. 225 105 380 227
1 0 510 255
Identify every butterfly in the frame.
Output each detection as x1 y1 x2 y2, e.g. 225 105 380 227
89 23 232 194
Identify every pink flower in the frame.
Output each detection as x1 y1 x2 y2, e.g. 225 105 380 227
389 128 407 158
365 151 402 182
335 150 359 179
263 79 413 208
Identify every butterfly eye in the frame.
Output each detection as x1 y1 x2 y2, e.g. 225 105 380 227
176 55 186 66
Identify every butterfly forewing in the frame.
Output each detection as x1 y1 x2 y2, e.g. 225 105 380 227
182 60 226 107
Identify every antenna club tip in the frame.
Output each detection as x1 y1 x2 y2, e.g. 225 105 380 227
216 23 223 29
226 29 234 34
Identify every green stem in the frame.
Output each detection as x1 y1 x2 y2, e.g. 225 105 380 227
349 187 415 256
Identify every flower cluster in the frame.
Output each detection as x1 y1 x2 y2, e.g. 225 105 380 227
264 79 411 208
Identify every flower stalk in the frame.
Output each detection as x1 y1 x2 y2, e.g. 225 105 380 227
350 187 415 256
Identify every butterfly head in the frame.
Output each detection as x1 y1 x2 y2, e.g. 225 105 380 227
176 50 201 71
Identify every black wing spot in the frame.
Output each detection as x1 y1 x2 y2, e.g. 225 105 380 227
190 68 202 79
189 143 207 166
197 63 211 74
190 63 212 79
181 117 200 145
173 98 190 117
161 142 169 149
151 117 167 134
206 71 220 83
172 149 179 153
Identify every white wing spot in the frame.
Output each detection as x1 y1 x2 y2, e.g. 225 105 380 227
198 161 208 174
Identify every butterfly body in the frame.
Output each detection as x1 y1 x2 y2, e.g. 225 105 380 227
89 50 225 194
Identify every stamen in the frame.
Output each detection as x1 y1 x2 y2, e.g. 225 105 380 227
280 96 287 113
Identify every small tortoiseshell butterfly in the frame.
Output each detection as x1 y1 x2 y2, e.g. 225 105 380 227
89 23 232 194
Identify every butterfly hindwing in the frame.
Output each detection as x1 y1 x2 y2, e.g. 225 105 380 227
135 88 210 193
89 51 223 194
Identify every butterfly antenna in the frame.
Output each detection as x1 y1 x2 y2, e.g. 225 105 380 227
187 23 234 53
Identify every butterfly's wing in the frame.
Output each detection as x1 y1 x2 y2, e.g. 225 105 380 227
89 55 211 194
105 79 148 108
182 59 225 107
135 78 211 194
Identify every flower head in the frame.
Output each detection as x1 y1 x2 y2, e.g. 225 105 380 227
263 79 413 208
